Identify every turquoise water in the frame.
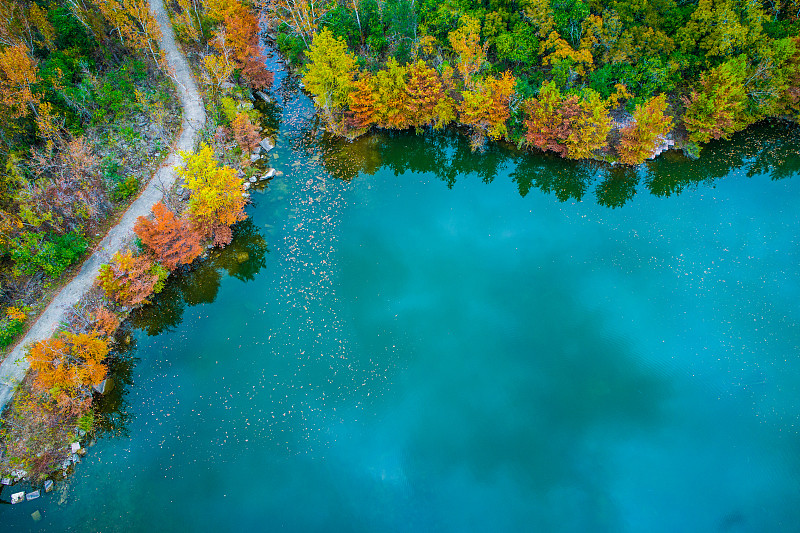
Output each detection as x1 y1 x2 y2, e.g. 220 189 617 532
2 55 800 531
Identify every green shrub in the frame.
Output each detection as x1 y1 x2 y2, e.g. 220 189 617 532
10 232 87 279
112 176 140 202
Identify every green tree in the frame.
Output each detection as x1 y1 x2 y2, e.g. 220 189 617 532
302 28 357 130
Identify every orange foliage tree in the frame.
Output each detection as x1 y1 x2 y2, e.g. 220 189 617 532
348 75 378 129
211 0 273 89
97 250 163 306
28 332 109 399
92 306 120 337
134 201 203 270
617 94 673 165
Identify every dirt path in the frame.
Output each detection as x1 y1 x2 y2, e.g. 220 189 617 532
0 0 206 412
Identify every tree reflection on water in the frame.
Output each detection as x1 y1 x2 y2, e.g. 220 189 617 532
317 120 799 208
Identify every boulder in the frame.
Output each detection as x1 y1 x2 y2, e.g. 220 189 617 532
26 491 40 501
249 176 257 183
70 442 81 453
259 138 274 153
249 153 261 163
32 510 42 521
255 91 270 102
261 168 276 180
44 480 53 493
1 477 11 485
93 378 114 395
243 182 250 190
11 492 25 504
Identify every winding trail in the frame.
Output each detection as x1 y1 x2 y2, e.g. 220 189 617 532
0 0 206 412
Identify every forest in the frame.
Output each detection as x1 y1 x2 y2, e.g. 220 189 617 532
0 0 271 478
269 0 800 159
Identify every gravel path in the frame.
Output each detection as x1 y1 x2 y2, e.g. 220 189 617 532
0 0 206 412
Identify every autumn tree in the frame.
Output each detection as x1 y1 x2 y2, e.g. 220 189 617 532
348 75 378 129
134 202 203 270
524 81 611 159
405 60 455 131
617 94 674 165
28 332 109 399
178 143 247 246
0 43 39 119
371 58 410 129
448 15 487 88
97 249 164 307
92 306 120 337
230 112 262 159
95 0 165 69
210 1 273 89
302 28 357 129
459 71 516 149
682 57 748 144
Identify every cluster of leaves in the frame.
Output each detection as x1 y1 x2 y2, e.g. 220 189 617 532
0 0 178 315
274 0 800 160
0 305 28 348
97 250 168 307
134 202 204 271
174 0 273 95
178 143 248 247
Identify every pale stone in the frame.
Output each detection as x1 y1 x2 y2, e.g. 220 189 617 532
26 490 40 501
71 442 81 453
11 491 25 504
259 138 274 152
32 510 42 521
44 480 54 492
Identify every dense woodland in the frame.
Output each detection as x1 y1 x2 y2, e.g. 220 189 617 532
0 0 270 478
268 0 800 158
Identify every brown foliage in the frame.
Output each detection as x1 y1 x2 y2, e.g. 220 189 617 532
92 306 120 337
230 112 261 157
134 202 203 270
97 250 160 306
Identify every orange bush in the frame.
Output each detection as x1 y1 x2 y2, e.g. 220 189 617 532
134 202 203 270
28 332 109 399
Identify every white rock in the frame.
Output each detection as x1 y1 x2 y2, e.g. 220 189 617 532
1 477 10 485
255 91 269 102
71 442 81 453
259 138 274 152
262 168 276 180
249 153 261 163
249 176 257 183
243 182 250 190
44 480 54 492
11 492 25 504
26 491 40 501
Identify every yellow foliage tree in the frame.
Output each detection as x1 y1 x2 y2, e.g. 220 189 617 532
178 143 247 246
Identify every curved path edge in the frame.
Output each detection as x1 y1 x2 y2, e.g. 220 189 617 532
0 0 206 412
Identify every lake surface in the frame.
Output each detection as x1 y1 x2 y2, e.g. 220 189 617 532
2 53 800 531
